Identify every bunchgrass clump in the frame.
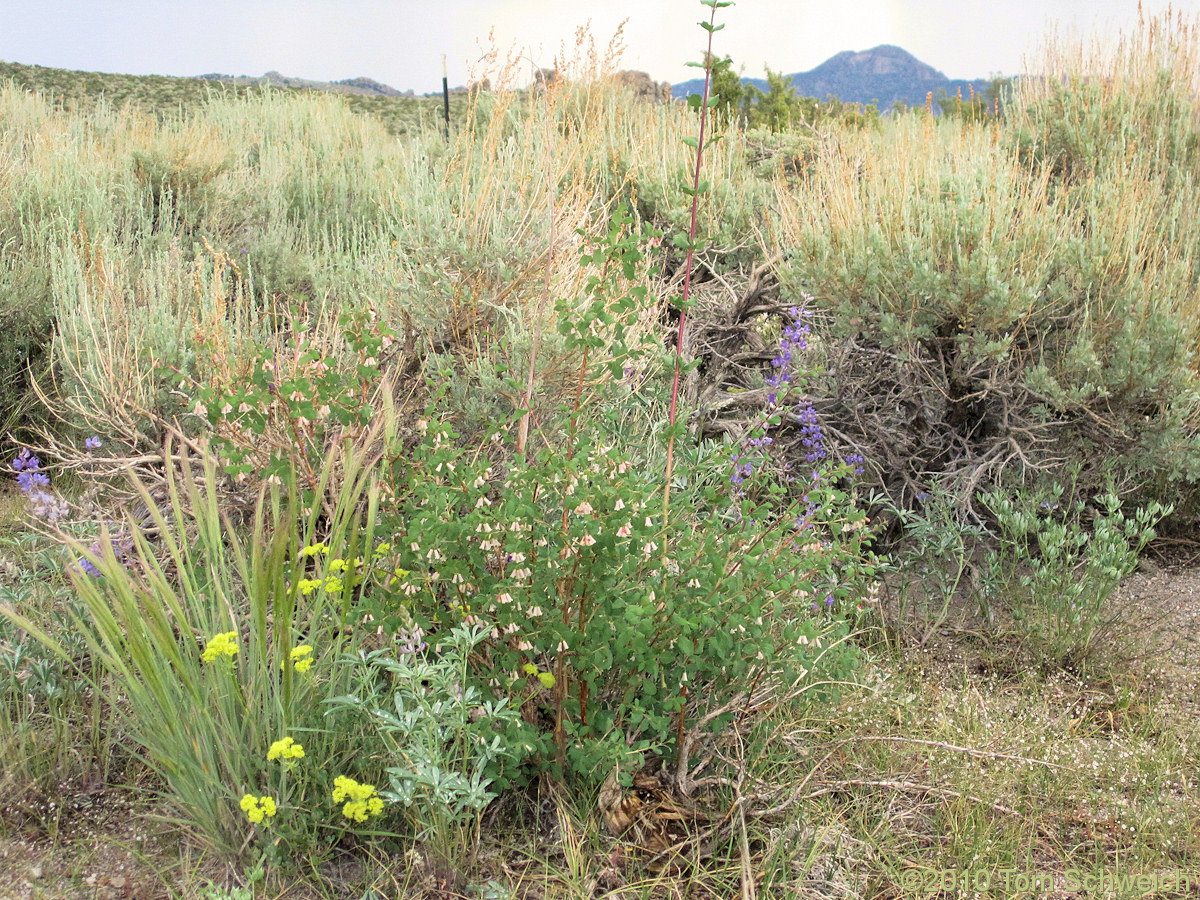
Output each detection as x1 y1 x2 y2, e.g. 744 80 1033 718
2 423 403 864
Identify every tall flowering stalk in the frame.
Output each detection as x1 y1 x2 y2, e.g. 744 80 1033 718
731 304 815 488
727 302 867 535
516 75 563 460
659 0 734 781
663 0 733 527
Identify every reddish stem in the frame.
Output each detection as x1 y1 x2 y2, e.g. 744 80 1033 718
663 7 719 527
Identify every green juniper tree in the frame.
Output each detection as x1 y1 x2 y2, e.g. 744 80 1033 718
746 67 801 131
708 53 747 122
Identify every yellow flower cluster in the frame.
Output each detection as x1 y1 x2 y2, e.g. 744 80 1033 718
522 663 556 689
294 544 380 596
332 775 384 822
239 794 277 824
201 631 238 663
281 645 313 673
266 736 305 761
294 574 347 595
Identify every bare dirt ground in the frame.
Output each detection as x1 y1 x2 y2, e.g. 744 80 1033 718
0 799 176 900
1113 558 1200 713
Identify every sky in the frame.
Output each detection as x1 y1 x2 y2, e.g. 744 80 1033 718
1 1 1196 94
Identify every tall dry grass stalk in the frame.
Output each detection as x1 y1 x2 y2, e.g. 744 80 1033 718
1024 4 1200 105
2 8 776 488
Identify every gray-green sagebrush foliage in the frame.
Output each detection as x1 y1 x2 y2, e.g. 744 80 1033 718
0 74 774 433
776 78 1200 519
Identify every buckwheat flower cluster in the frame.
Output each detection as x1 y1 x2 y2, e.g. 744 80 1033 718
281 645 313 673
332 775 384 822
522 663 556 689
239 794 277 824
201 631 239 663
266 736 305 761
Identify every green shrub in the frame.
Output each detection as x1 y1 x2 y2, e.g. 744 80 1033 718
371 407 869 787
187 305 389 492
980 483 1169 670
0 253 55 430
355 206 875 788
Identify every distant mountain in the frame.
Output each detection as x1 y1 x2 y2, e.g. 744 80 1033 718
673 45 993 111
196 71 414 98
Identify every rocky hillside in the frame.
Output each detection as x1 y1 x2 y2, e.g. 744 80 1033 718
674 44 994 109
195 71 415 97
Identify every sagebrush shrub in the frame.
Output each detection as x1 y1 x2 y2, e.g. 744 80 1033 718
775 105 1200 520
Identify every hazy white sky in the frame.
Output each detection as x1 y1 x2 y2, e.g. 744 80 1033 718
1 1 1194 93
